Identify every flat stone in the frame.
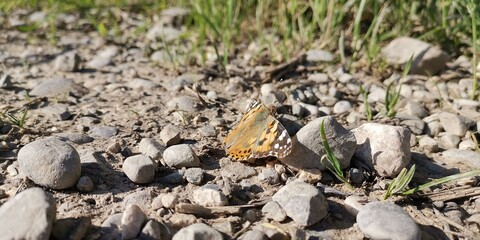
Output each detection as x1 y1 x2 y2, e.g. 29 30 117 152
308 73 329 83
122 190 154 212
101 213 122 238
198 125 217 137
172 223 223 240
381 37 449 75
193 184 228 207
0 188 56 240
280 116 356 170
401 101 428 118
86 46 118 68
272 180 328 226
18 138 81 189
220 159 257 182
89 125 118 138
55 133 94 144
40 104 72 121
352 123 411 177
30 77 74 97
159 170 184 184
438 149 480 169
166 96 202 112
123 154 155 184
147 25 184 42
306 49 334 63
163 144 200 168
357 201 420 240
128 78 159 89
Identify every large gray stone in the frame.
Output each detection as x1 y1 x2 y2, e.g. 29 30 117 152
381 37 449 75
352 123 411 177
272 180 328 226
357 201 420 240
0 188 56 240
30 77 74 97
280 116 356 170
18 138 81 189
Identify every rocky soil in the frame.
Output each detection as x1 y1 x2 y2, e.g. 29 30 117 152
1 7 480 240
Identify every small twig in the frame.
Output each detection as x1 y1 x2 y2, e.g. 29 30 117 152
175 198 270 218
261 51 306 83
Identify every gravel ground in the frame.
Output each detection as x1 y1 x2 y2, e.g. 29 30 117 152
0 8 480 240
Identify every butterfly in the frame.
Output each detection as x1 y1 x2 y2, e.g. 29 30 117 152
224 100 292 161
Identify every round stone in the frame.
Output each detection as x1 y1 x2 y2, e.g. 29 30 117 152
76 176 94 192
122 155 155 184
18 138 81 189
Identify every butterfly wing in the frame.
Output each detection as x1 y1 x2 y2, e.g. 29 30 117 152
224 101 267 160
224 101 292 161
250 115 292 159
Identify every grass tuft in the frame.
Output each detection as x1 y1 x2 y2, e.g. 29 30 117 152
385 55 413 118
320 119 354 190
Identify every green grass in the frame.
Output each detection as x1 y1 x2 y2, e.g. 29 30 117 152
359 84 373 121
320 119 354 190
383 166 480 200
468 1 478 100
0 109 29 129
383 164 416 200
2 0 477 71
385 56 413 118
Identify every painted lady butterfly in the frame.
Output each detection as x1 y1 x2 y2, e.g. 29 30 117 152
224 100 292 161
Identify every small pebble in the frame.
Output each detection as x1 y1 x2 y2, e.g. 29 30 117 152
184 167 204 185
161 193 179 209
163 144 200 168
348 168 364 184
76 176 95 192
438 133 460 150
193 185 228 207
258 168 280 185
160 124 181 146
